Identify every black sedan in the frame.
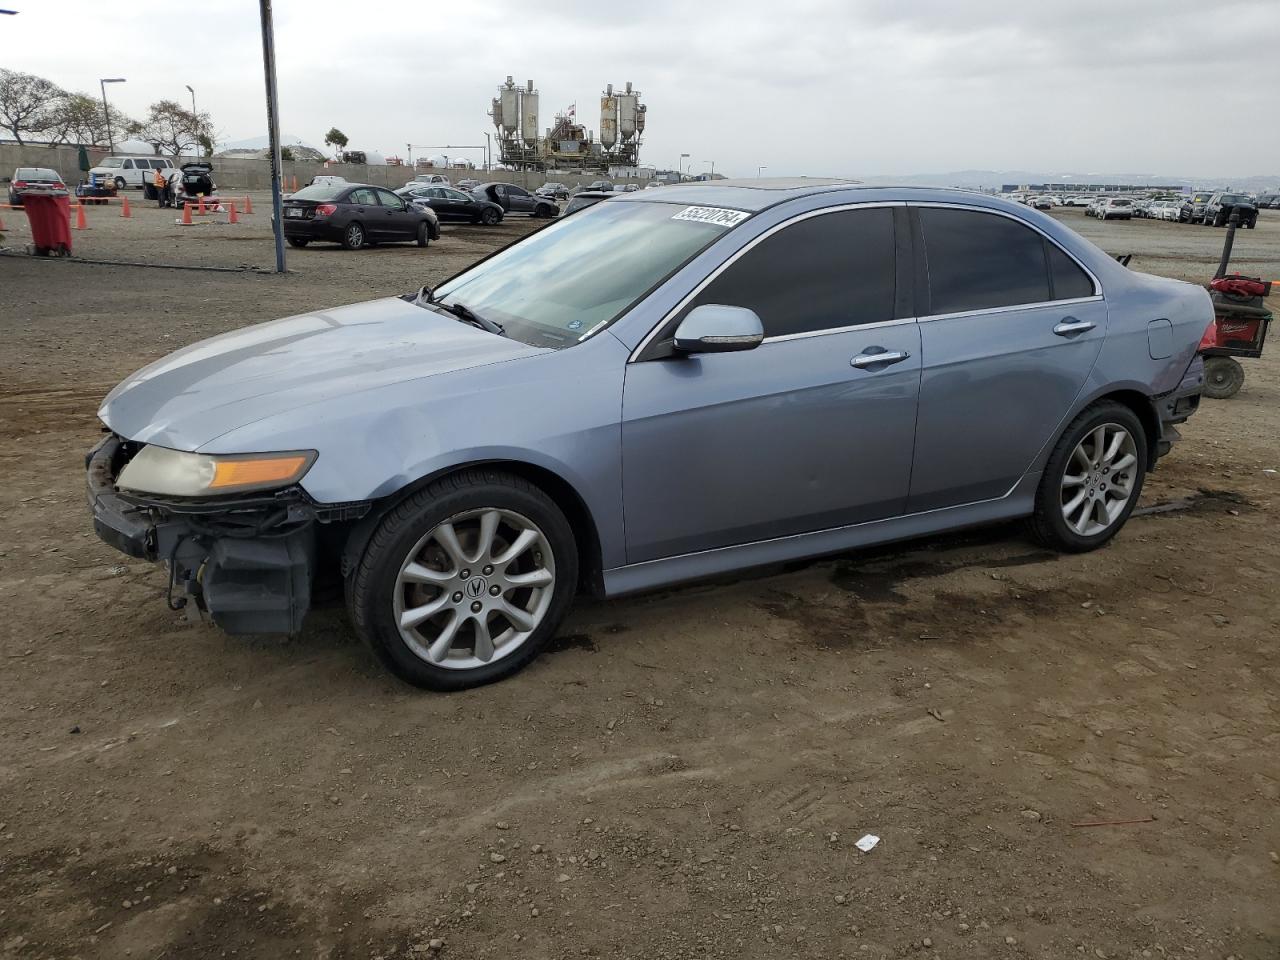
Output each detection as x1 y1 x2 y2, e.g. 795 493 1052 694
282 182 440 250
471 182 559 218
563 190 613 216
396 185 504 225
535 182 569 201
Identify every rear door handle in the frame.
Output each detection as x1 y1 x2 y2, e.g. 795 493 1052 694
851 350 911 369
1053 319 1096 336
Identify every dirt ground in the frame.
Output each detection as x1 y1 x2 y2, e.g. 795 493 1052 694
1 195 1278 960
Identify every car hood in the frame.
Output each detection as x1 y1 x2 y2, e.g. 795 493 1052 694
99 297 546 451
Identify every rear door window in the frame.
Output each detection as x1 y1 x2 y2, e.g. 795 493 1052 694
683 207 896 338
349 188 378 205
919 208 1050 314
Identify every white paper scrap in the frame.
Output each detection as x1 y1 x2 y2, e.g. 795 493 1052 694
855 834 880 853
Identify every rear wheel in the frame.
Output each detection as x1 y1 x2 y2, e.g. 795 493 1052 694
342 222 365 250
349 471 579 691
1029 401 1146 553
416 222 429 247
481 207 500 225
1202 356 1244 399
287 237 309 248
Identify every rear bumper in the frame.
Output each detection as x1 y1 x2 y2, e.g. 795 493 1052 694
86 435 324 635
282 217 343 241
1151 355 1204 464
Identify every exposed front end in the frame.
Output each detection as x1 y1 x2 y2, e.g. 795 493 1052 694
86 434 365 635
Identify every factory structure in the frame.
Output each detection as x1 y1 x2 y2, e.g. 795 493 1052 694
490 77 646 173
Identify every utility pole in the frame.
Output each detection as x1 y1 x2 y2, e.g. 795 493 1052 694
99 78 125 153
258 0 285 273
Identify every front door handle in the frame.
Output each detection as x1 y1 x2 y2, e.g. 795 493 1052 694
851 350 911 369
1053 318 1096 336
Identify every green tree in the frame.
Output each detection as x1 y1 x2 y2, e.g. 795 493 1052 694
0 69 63 144
323 127 348 158
280 145 295 161
128 100 214 158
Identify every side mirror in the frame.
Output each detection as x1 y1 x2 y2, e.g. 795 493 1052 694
672 304 765 354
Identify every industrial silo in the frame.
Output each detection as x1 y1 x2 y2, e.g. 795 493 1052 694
499 77 519 138
491 97 504 131
600 84 618 150
521 80 539 147
619 82 638 141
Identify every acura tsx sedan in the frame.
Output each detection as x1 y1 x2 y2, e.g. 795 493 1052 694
88 180 1208 690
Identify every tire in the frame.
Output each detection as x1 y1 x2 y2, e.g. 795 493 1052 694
349 470 579 691
342 222 365 250
287 238 309 248
481 207 500 225
114 177 126 190
416 222 429 247
1028 401 1147 553
1202 356 1244 399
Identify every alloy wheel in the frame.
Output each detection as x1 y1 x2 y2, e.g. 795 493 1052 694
1059 423 1139 536
392 508 556 670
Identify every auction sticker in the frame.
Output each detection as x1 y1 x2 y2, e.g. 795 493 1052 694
672 205 750 227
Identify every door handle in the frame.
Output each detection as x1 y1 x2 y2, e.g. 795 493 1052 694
851 350 910 369
1053 318 1096 336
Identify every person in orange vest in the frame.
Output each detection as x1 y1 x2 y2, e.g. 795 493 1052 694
153 166 169 207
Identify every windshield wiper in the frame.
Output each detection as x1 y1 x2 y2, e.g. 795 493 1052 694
410 285 505 336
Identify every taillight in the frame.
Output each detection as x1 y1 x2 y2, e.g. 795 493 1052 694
1198 319 1218 351
314 203 337 217
13 180 27 189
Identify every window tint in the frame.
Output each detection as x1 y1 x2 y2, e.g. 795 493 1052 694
920 208 1049 314
684 208 895 338
507 186 529 197
123 160 135 169
445 189 470 201
349 188 378 205
1047 244 1094 300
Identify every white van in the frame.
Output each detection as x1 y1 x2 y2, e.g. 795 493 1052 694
88 156 177 189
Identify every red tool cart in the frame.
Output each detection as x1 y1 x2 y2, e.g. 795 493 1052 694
22 189 74 256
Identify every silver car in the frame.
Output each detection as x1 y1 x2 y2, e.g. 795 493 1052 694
88 180 1209 689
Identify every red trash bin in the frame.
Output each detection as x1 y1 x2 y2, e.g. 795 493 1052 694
22 193 73 256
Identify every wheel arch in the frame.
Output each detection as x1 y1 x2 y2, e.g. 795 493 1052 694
341 459 605 597
1083 387 1161 469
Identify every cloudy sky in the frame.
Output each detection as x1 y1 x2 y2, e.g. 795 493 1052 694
7 0 1279 178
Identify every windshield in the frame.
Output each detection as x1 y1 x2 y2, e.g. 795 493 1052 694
431 200 742 349
290 183 348 201
1219 194 1245 204
99 158 124 168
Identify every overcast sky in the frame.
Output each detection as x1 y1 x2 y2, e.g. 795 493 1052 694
7 0 1279 178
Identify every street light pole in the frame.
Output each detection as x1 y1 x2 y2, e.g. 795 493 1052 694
757 165 767 177
99 78 125 153
185 84 196 115
257 0 286 273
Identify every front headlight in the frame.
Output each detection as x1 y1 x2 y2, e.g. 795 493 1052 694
116 446 316 498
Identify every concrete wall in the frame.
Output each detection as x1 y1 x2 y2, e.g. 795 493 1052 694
0 143 644 191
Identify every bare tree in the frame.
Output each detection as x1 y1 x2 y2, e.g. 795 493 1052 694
0 69 64 144
127 100 214 158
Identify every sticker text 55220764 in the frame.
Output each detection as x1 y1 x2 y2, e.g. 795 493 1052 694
671 206 751 227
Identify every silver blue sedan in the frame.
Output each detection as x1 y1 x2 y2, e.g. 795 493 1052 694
89 180 1209 689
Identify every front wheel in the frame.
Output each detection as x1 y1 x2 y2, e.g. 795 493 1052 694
342 222 365 250
287 237 309 248
481 207 500 225
1202 356 1244 399
1028 401 1146 553
416 222 430 247
349 470 579 691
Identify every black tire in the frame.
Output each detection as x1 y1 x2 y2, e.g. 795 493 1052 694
348 469 579 691
481 207 500 225
114 177 126 190
1202 356 1244 399
536 203 557 219
1028 401 1147 553
416 221 429 247
342 222 365 250
287 237 309 248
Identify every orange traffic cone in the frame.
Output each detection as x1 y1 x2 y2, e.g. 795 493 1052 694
74 204 87 230
197 195 206 215
120 195 131 218
228 202 238 224
291 175 298 192
181 202 192 225
243 194 253 214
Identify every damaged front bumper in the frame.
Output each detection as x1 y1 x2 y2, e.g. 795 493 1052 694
86 434 366 635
